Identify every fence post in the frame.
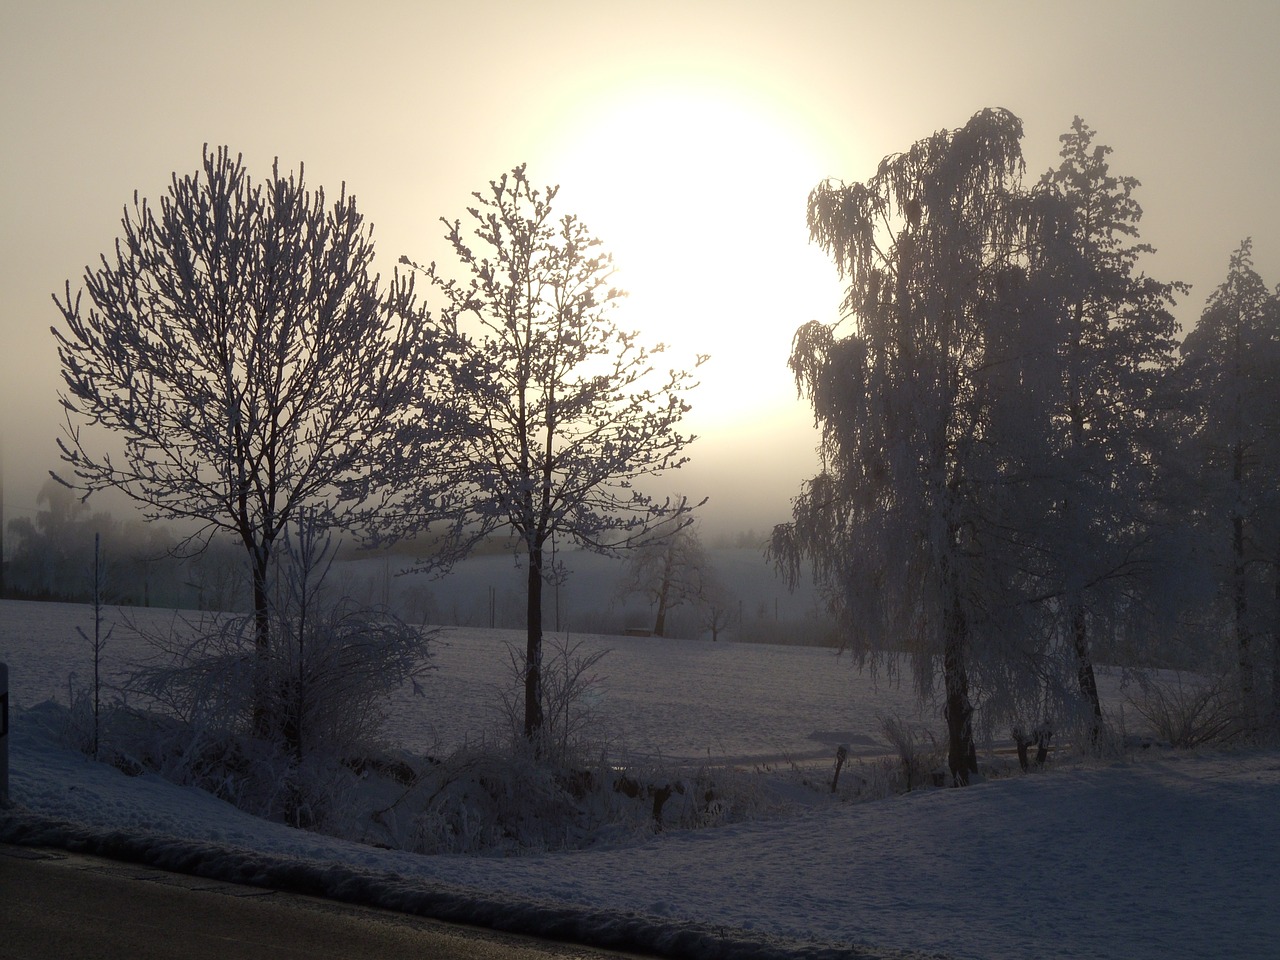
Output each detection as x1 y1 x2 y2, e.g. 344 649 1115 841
1 662 9 808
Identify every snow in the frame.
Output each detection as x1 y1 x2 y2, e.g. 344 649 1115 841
3 599 1280 959
0 598 932 764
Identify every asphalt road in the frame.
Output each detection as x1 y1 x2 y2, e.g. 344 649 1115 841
0 844 648 960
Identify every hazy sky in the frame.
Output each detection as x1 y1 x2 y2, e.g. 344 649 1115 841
2 0 1277 538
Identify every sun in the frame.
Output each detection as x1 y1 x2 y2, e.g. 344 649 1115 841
533 79 844 437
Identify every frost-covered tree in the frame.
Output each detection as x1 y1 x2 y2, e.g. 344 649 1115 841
402 165 701 741
773 109 1038 784
1177 241 1280 723
1028 118 1182 734
696 574 738 642
616 511 714 637
52 146 460 736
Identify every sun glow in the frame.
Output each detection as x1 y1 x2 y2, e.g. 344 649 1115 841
535 80 844 437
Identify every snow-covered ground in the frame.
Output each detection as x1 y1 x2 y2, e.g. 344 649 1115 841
3 598 1279 959
0 598 936 764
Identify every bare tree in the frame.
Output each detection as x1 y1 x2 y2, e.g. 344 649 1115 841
52 145 461 736
696 576 738 642
403 165 702 741
75 531 113 759
617 513 715 637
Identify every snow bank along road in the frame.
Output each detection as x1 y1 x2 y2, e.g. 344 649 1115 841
3 721 1278 960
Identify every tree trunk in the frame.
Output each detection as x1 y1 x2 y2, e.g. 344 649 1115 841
1072 599 1103 746
652 545 675 637
1272 560 1280 730
251 546 272 739
1063 334 1103 744
943 585 978 786
653 589 669 637
1228 430 1258 727
1233 511 1254 724
524 542 545 742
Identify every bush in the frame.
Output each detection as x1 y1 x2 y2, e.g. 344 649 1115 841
879 714 942 791
114 518 436 828
1127 672 1240 748
124 602 432 754
355 744 797 855
496 633 611 766
395 748 647 854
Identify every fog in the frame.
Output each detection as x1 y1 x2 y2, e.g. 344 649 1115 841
2 0 1277 542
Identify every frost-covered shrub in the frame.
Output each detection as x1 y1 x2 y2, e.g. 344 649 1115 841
1127 672 1241 748
1033 696 1133 762
113 521 436 829
58 676 118 761
53 691 369 830
347 731 801 855
496 633 611 767
432 752 632 853
355 744 654 855
879 714 943 791
124 602 432 762
117 604 431 828
661 761 791 828
840 759 904 801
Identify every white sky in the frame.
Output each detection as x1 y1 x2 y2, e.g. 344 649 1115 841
2 0 1277 537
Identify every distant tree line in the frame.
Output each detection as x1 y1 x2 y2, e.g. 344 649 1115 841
4 491 835 646
772 109 1280 783
4 477 246 610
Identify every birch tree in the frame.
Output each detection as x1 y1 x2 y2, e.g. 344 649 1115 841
403 165 701 741
773 108 1037 784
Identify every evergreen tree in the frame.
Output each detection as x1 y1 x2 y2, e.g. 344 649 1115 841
1178 240 1280 724
1029 118 1182 735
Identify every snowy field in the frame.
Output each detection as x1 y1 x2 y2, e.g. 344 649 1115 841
3 598 1280 959
0 598 933 766
0 597 1132 765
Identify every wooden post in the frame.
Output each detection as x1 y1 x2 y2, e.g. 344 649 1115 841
1 662 9 808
